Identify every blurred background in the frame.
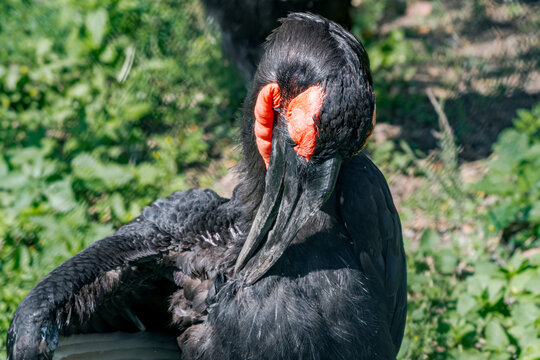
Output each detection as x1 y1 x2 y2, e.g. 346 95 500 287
0 0 539 358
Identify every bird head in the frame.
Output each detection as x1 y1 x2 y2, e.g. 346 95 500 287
235 13 375 284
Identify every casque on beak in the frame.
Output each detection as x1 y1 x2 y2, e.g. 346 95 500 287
234 127 341 284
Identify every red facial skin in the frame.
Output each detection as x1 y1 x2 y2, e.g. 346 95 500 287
254 83 281 168
254 83 324 168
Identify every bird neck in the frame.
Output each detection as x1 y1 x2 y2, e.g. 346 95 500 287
230 158 267 226
228 85 270 226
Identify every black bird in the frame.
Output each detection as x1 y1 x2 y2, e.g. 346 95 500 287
202 0 351 84
7 13 406 360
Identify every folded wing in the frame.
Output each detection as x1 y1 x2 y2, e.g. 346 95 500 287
337 154 407 355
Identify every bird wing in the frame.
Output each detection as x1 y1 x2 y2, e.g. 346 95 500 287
337 154 407 355
7 189 233 360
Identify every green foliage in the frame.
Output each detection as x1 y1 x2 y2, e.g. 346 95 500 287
0 0 243 354
1 0 539 359
394 103 540 360
401 230 540 360
369 139 414 175
476 103 540 247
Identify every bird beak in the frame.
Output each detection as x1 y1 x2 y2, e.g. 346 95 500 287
235 135 341 284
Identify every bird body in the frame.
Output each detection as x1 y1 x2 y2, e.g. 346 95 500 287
8 13 406 360
180 155 403 360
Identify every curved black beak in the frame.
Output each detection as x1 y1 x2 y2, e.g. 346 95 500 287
235 135 341 284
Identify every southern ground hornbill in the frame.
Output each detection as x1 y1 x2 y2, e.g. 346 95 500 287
7 13 407 360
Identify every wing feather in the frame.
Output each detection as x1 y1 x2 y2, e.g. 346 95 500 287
7 189 231 360
337 154 407 354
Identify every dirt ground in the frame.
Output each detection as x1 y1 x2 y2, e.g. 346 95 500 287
380 0 540 159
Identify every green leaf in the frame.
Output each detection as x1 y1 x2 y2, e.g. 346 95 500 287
457 293 477 316
529 202 540 223
127 201 141 221
98 163 133 189
72 153 133 190
0 156 8 176
510 268 537 293
506 251 528 275
0 172 29 190
448 349 489 360
523 268 540 295
46 179 77 213
136 163 160 185
454 322 477 344
5 65 20 91
486 278 506 305
36 38 53 61
86 223 115 246
435 249 458 274
511 302 539 327
68 83 91 100
476 171 516 195
493 129 529 162
487 199 522 231
524 143 540 160
466 274 488 297
484 318 509 351
109 193 126 220
85 8 108 47
71 153 100 182
9 146 47 166
520 340 540 360
475 261 500 277
419 229 439 253
123 103 152 121
410 304 427 321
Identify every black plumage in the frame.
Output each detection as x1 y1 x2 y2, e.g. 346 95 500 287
7 13 406 360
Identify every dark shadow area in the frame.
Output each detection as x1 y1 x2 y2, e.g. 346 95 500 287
358 0 540 160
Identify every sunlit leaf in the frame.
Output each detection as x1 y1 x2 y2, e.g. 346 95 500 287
484 318 509 351
457 293 477 316
46 179 77 212
0 156 8 176
85 8 108 47
0 173 29 190
510 302 539 327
